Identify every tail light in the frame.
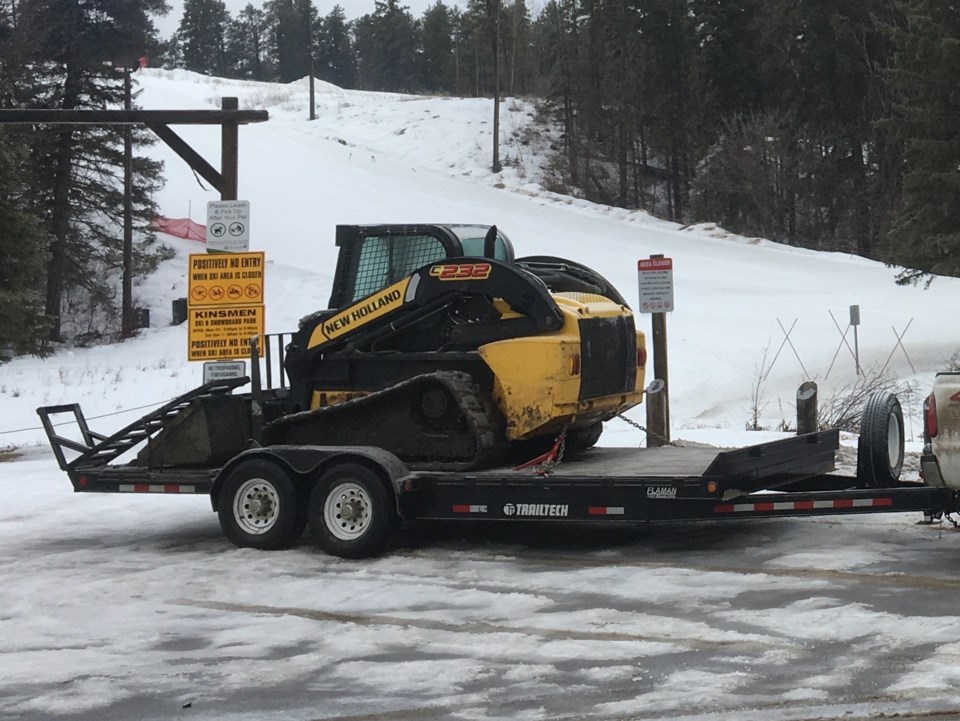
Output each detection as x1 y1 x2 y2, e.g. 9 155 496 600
637 347 647 369
925 393 938 439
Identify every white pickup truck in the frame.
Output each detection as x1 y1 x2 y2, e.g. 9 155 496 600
921 372 960 487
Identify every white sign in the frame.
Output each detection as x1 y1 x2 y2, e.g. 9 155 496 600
203 360 248 384
206 200 250 253
637 257 674 313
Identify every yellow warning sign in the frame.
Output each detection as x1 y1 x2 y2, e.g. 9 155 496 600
187 305 265 361
188 251 264 307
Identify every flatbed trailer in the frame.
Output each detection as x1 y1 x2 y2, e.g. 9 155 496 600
36 376 960 559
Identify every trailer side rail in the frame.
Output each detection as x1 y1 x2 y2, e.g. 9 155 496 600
404 475 959 523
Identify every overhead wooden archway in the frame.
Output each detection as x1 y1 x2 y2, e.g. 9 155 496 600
0 97 269 199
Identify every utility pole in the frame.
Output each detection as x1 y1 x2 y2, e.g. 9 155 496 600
309 56 316 121
489 0 502 173
120 64 134 338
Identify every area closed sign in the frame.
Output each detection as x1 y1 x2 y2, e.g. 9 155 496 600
188 251 264 307
637 257 674 313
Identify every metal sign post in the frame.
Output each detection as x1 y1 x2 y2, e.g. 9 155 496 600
637 255 674 446
850 304 861 376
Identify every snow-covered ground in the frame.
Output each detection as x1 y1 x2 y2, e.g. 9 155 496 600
3 70 960 719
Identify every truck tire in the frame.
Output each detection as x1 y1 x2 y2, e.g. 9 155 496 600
218 460 304 550
308 463 398 559
858 391 904 488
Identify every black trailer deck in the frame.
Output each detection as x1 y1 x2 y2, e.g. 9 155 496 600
402 436 956 524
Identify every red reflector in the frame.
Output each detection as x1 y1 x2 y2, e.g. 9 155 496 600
587 506 605 515
834 498 854 508
637 347 647 368
77 476 88 488
795 500 814 510
926 393 938 439
452 505 471 513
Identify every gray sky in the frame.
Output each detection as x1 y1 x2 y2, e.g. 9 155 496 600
155 0 456 37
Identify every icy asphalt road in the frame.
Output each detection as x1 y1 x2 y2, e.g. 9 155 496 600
4 448 960 721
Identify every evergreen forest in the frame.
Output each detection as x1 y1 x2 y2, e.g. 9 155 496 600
1 0 959 354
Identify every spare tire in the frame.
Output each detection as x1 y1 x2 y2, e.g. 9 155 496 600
857 391 904 488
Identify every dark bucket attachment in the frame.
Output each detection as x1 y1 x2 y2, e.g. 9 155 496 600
135 395 251 468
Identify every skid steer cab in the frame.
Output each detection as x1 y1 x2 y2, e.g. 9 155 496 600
270 224 647 471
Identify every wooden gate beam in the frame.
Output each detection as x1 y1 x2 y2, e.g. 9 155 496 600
0 101 268 199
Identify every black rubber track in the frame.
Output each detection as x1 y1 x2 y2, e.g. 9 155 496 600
263 371 507 471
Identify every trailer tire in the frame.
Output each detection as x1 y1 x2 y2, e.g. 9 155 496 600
858 391 904 488
308 463 397 559
218 460 303 550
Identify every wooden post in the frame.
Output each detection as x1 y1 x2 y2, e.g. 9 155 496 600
649 254 670 445
797 380 818 435
645 381 668 447
221 97 239 200
309 59 316 121
121 66 134 338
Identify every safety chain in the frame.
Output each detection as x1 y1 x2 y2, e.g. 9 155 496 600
616 414 682 447
514 428 568 476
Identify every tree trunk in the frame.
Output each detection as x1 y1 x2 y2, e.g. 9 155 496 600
44 66 82 342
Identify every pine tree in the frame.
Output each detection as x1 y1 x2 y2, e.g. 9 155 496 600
502 0 533 96
315 6 356 88
15 0 167 343
265 0 317 83
0 4 49 354
177 0 230 75
354 0 419 91
0 133 50 355
228 3 267 79
420 1 454 93
884 0 960 283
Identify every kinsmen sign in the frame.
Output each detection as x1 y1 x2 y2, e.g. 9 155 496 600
186 250 266 361
188 306 264 361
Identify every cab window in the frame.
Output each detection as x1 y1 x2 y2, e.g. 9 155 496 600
459 235 510 261
352 234 448 301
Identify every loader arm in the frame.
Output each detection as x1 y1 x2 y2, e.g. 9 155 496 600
296 257 564 355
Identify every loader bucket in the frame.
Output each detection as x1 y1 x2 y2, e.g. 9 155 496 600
135 395 252 468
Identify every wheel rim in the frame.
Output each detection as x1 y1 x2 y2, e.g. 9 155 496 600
233 478 281 535
887 413 902 468
324 481 372 540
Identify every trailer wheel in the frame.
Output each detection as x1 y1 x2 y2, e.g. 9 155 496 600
308 463 397 559
218 460 303 550
858 391 904 488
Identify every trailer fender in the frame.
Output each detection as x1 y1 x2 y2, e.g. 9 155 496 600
210 445 412 515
